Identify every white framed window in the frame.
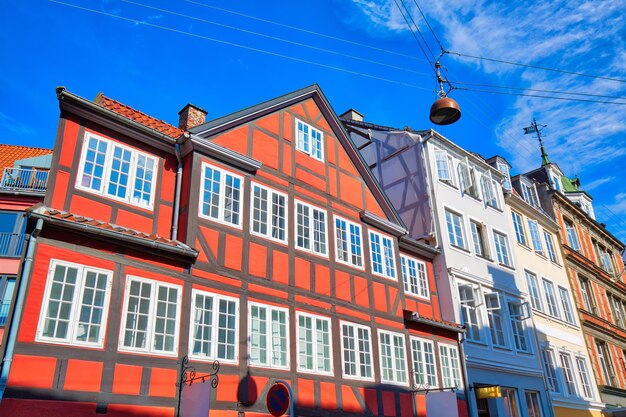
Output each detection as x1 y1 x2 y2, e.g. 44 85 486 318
596 340 614 385
251 183 287 242
511 211 527 246
200 162 243 227
296 119 324 161
579 277 595 312
340 321 373 380
369 230 397 279
575 357 594 399
434 148 454 185
599 249 615 274
36 260 112 348
521 181 539 207
485 292 507 348
119 276 181 356
400 255 429 298
559 352 578 397
525 391 543 417
248 302 289 369
77 133 158 209
410 337 437 388
542 349 560 393
508 301 529 352
525 270 543 311
189 290 238 363
378 330 408 385
458 284 482 342
334 216 363 268
295 200 327 256
564 219 581 251
558 286 576 324
493 231 512 267
528 221 544 255
497 162 512 191
543 231 558 263
502 387 521 417
470 220 489 258
481 175 500 209
445 209 466 249
438 343 462 388
609 294 625 328
542 279 560 318
458 162 479 198
551 175 561 192
296 311 332 375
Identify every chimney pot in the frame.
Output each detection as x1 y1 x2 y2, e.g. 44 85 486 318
178 103 208 130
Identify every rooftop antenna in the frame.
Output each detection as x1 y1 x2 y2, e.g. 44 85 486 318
429 58 461 125
523 118 549 165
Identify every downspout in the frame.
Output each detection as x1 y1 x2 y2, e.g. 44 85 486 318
457 332 475 417
171 134 187 240
530 322 556 417
0 217 44 401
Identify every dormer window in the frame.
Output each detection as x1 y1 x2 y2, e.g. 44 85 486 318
520 181 539 207
497 162 512 190
296 119 324 161
77 133 157 209
551 175 561 192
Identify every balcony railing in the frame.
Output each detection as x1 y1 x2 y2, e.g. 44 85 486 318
0 301 10 326
0 167 49 192
0 233 25 257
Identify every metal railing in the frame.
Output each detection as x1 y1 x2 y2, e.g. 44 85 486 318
0 233 25 257
0 167 49 192
0 301 10 326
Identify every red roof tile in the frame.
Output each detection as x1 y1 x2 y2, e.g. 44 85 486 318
40 207 192 250
94 93 183 139
0 145 52 172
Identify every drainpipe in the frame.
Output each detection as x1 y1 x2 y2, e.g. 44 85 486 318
530 323 556 417
457 332 475 417
0 218 44 401
171 135 186 241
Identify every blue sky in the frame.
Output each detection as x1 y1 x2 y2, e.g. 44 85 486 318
2 0 625 243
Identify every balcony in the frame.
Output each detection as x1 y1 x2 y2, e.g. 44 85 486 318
0 233 25 257
0 167 49 193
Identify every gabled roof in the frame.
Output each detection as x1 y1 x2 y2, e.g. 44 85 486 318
94 93 183 139
29 205 197 258
190 84 406 228
0 145 52 172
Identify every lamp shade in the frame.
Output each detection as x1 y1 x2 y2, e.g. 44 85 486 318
429 97 461 125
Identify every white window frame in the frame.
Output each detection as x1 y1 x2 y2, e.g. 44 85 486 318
564 219 581 251
119 276 182 356
481 175 500 209
248 302 289 369
410 337 438 388
199 162 244 228
188 289 239 363
508 300 530 353
340 320 374 381
458 283 483 343
527 220 544 255
511 211 527 246
458 161 479 198
296 311 333 375
543 231 558 264
295 118 324 161
434 148 454 184
497 162 512 190
76 132 158 209
400 254 429 299
251 182 288 243
542 349 560 393
378 329 409 386
295 200 328 257
334 215 364 268
493 230 513 267
525 390 543 417
521 181 539 207
525 270 543 311
438 343 462 388
542 278 561 319
575 356 594 399
579 277 595 312
369 230 397 279
470 219 489 258
559 352 578 397
485 292 508 348
558 286 576 325
36 259 112 348
445 208 467 250
599 249 615 274
595 340 614 385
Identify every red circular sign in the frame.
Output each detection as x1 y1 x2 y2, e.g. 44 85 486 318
266 383 290 417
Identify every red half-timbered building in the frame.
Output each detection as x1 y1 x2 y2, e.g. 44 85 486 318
0 85 467 417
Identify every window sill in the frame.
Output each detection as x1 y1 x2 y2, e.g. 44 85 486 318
517 242 532 252
476 254 494 263
438 179 458 190
498 262 516 271
450 244 470 253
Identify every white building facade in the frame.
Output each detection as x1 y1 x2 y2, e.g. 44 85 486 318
341 117 550 417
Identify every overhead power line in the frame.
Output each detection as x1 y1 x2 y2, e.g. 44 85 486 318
451 81 626 101
123 0 431 77
181 0 428 63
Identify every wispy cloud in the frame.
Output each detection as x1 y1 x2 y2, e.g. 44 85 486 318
0 111 35 136
580 176 614 191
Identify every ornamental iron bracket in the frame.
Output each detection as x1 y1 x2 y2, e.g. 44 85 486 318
176 355 220 417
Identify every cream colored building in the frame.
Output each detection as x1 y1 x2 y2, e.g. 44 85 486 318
498 160 604 417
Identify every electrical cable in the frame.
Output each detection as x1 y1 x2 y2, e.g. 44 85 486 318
181 0 429 63
391 0 437 74
122 0 432 77
455 86 626 106
446 50 626 84
449 81 626 101
396 0 438 64
410 0 445 53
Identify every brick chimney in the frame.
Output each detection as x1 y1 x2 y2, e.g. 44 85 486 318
178 103 208 130
339 108 364 122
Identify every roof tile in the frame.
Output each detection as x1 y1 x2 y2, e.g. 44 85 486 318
0 145 53 173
